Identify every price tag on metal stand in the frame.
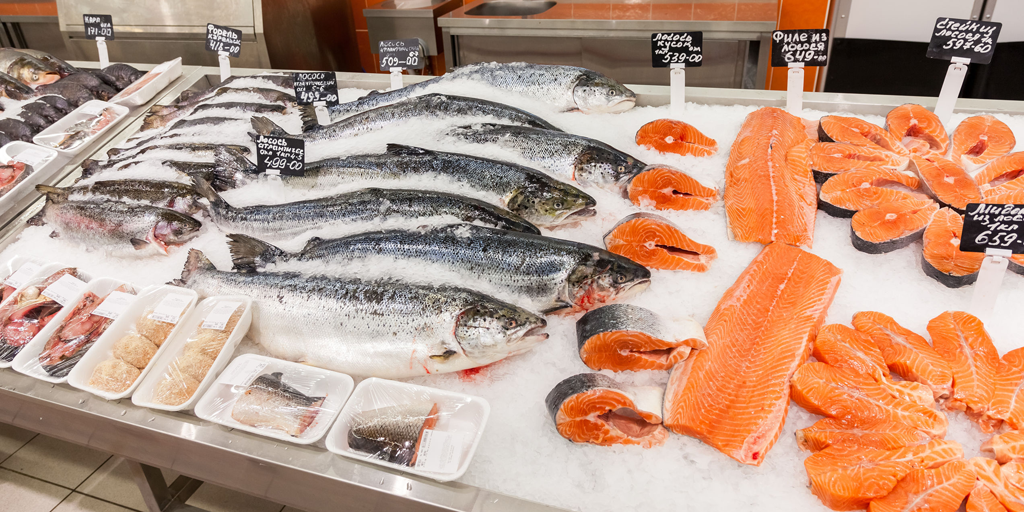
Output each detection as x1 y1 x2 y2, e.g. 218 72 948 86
960 203 1023 322
651 32 702 116
927 18 1001 124
256 135 305 177
379 39 424 90
83 14 113 68
771 29 829 116
205 23 242 81
293 72 340 106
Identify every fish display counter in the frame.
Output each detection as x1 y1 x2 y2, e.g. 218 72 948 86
0 62 1023 512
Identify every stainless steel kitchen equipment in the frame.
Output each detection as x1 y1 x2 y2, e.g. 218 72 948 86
365 0 464 59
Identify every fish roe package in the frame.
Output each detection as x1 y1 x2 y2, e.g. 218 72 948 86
326 378 490 481
133 296 253 411
194 354 354 444
67 285 197 400
0 264 88 367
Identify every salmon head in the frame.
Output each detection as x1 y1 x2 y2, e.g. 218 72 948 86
567 252 651 312
506 177 597 227
573 71 636 114
455 302 548 361
575 147 647 192
143 212 203 254
9 56 60 88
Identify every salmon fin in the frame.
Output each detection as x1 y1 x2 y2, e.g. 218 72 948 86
386 144 432 156
181 249 215 284
227 234 285 272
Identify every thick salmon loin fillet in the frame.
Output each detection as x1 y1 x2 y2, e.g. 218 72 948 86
804 440 964 511
968 485 1011 512
975 152 1024 205
627 166 718 211
868 460 975 512
635 119 718 157
928 311 1000 419
796 417 934 452
969 458 1024 512
724 107 817 246
886 104 950 156
810 142 910 184
818 116 910 156
853 311 953 399
818 167 925 218
983 432 1024 464
910 154 983 212
922 208 985 288
546 373 668 448
950 115 1016 171
575 304 705 372
663 243 841 465
987 348 1024 430
603 213 717 272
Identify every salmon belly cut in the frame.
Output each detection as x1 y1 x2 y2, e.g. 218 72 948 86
818 167 925 218
886 104 951 156
983 432 1024 464
818 116 910 156
922 208 985 288
911 154 983 212
868 460 975 512
968 485 1011 512
635 119 718 157
796 417 934 452
663 243 842 466
987 348 1024 430
724 107 817 246
976 152 1024 205
627 166 718 211
968 458 1024 512
852 311 953 399
546 373 668 448
810 142 910 183
928 311 1000 420
851 199 939 254
951 115 1016 171
604 213 717 272
575 303 706 372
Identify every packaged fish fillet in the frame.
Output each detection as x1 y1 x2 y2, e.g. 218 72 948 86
326 377 490 481
0 265 86 364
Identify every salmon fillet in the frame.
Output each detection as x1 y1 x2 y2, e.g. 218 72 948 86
983 432 1024 464
603 213 717 272
886 104 950 156
627 166 718 211
635 119 718 157
968 485 1011 512
868 460 975 512
818 115 910 156
987 348 1024 430
853 311 953 399
969 458 1024 512
663 243 842 465
796 417 934 452
950 115 1016 171
922 208 985 288
928 311 999 419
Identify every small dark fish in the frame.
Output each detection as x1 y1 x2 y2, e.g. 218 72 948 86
86 70 121 91
118 117 243 154
18 49 77 77
171 84 297 111
102 63 144 90
20 100 63 123
230 372 326 437
35 82 96 107
0 71 34 100
36 179 205 215
37 95 72 115
0 119 36 142
104 143 251 168
348 403 438 465
142 102 287 131
0 132 12 147
58 72 117 101
14 110 49 133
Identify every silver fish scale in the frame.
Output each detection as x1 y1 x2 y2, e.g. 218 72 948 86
348 403 435 464
575 304 668 351
65 179 199 207
42 201 198 248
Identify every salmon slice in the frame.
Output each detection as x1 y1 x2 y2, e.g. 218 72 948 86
975 152 1024 205
576 304 706 372
950 115 1016 171
545 373 668 448
868 460 975 512
968 485 1011 512
922 208 985 288
663 243 842 466
982 432 1024 464
818 116 910 156
851 199 940 254
804 440 964 511
987 348 1024 430
852 311 954 399
1012 255 1024 276
635 119 718 157
796 417 934 452
969 458 1024 512
911 154 984 212
928 311 1000 420
886 104 951 156
627 166 718 211
603 213 717 272
810 142 911 184
724 107 816 247
819 168 925 218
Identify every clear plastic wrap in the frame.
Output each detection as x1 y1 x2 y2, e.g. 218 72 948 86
32 101 128 156
133 296 253 411
0 265 88 366
194 354 353 444
326 378 490 481
0 256 37 302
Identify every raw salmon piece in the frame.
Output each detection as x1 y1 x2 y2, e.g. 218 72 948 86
951 115 1016 172
818 168 925 218
804 440 964 511
922 208 985 288
627 166 718 211
1012 255 1024 276
911 154 984 212
851 199 940 254
545 373 668 448
603 213 717 272
886 104 951 156
724 107 817 247
975 152 1024 205
796 417 934 452
818 116 910 156
635 119 718 157
810 142 910 184
987 348 1024 430
968 485 1011 512
852 311 954 399
928 311 1000 418
576 304 706 372
663 243 842 466
969 458 1024 512
791 362 948 438
982 432 1024 464
868 460 975 512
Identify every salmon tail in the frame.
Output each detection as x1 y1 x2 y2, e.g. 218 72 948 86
192 177 232 214
180 249 215 285
298 105 320 132
212 146 258 191
249 116 292 143
177 89 199 104
226 234 285 272
79 159 101 179
34 184 67 203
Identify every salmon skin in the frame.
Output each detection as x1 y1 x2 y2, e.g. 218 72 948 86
348 402 439 466
627 166 718 211
853 311 953 400
985 347 1024 430
975 152 1024 205
921 208 984 288
818 168 924 218
810 142 910 184
910 154 983 212
868 460 975 512
795 417 933 452
546 373 668 448
576 304 705 372
724 107 816 247
886 104 950 156
635 119 717 157
603 213 717 272
950 115 1016 172
928 311 999 423
663 243 842 466
851 199 939 254
818 116 909 156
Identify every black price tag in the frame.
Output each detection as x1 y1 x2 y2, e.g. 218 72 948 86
205 23 242 58
293 72 340 106
771 29 829 67
256 135 305 177
379 39 425 70
926 17 1001 65
83 14 114 40
960 203 1024 254
651 32 703 68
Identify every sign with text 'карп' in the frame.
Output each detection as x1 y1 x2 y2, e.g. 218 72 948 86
960 203 1024 254
379 39 425 70
293 72 340 106
206 23 242 58
651 32 703 67
256 135 305 177
927 18 1001 64
83 14 114 40
771 29 829 67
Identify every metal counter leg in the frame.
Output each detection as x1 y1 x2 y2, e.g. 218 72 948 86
127 460 208 512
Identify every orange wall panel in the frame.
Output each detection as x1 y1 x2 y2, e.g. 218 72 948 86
766 0 831 91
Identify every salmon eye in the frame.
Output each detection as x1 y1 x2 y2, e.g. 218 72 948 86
614 274 627 283
505 319 517 329
618 166 625 172
554 201 563 208
31 74 38 81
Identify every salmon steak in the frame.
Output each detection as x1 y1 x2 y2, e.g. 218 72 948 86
968 485 1010 512
922 208 985 288
969 458 1024 512
950 115 1016 171
810 142 910 184
975 152 1024 205
796 417 934 452
818 168 925 218
928 311 1000 419
804 440 964 511
983 432 1024 464
575 304 705 372
603 213 717 272
1012 255 1024 276
626 166 718 211
851 199 939 254
886 104 950 156
546 373 669 448
911 154 983 212
635 119 718 157
663 243 842 465
818 115 909 156
852 311 953 399
868 460 975 512
724 107 816 246
987 347 1024 430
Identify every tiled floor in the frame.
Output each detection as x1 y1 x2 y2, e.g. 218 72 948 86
0 422 298 512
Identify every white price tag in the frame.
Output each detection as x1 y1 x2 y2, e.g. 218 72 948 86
41 274 86 306
92 291 136 320
224 360 268 387
201 301 243 331
147 292 192 324
4 262 40 289
13 148 49 168
414 430 462 474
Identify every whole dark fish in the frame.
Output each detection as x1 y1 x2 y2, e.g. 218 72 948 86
36 179 204 214
0 119 37 142
102 63 144 90
18 49 77 77
449 123 647 192
35 81 96 107
179 249 548 378
142 101 287 131
0 132 12 148
20 100 63 123
227 224 652 314
93 143 252 170
58 72 117 101
14 110 49 133
173 73 293 106
0 49 60 87
37 95 72 115
0 71 34 100
118 117 245 154
87 70 121 90
81 159 228 191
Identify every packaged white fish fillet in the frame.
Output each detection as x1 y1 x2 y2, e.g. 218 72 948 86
325 377 490 482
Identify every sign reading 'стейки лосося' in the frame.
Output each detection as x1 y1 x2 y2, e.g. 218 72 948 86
926 17 1001 64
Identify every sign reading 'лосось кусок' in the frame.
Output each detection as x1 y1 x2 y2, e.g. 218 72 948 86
926 17 1001 64
771 29 829 67
650 32 703 68
960 203 1024 254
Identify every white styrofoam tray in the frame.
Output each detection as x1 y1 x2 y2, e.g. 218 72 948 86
0 262 88 369
0 142 63 216
32 100 130 157
110 58 183 108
